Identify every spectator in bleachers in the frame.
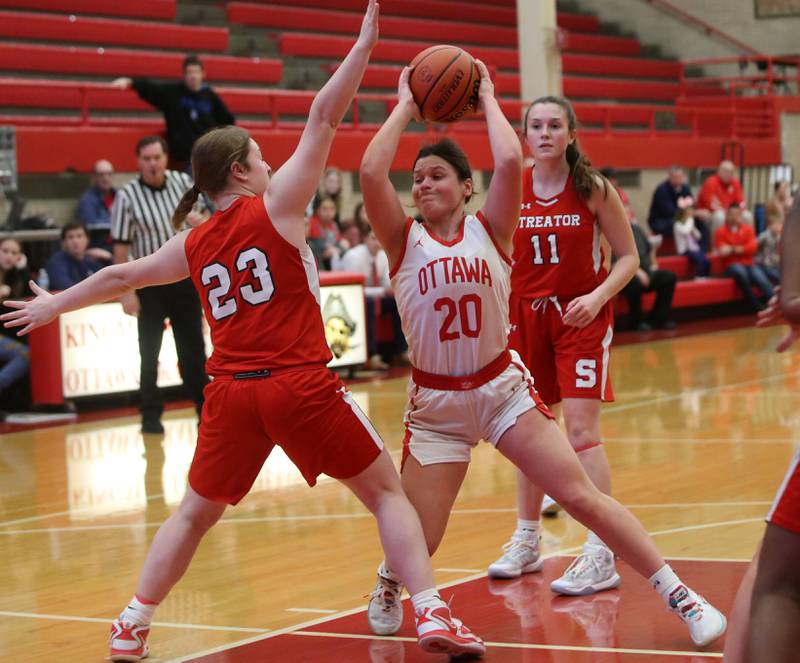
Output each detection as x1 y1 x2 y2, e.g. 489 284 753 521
77 159 117 250
696 160 749 242
343 201 370 249
756 211 782 284
308 166 344 225
715 204 773 311
307 195 349 270
673 204 709 277
620 216 677 331
338 222 406 370
45 222 111 291
111 55 235 171
0 238 31 416
647 165 695 240
764 180 794 223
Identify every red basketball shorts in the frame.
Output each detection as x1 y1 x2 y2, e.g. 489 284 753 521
189 367 384 505
766 447 800 535
508 293 614 406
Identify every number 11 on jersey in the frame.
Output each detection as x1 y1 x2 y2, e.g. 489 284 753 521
531 234 560 265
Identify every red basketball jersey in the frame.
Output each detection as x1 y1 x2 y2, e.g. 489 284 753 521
184 196 332 377
511 166 607 299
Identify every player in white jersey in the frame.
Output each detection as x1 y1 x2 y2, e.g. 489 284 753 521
359 63 727 650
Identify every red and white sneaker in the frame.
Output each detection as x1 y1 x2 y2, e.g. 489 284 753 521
109 619 150 661
414 604 485 657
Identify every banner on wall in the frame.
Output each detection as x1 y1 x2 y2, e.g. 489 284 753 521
321 283 367 369
58 281 366 398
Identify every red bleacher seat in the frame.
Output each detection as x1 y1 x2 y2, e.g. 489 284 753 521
280 32 640 70
282 33 515 70
562 54 680 79
0 42 282 84
614 277 745 315
0 0 176 20
0 10 228 52
229 0 600 31
341 62 682 96
0 77 321 117
238 0 518 27
228 3 516 47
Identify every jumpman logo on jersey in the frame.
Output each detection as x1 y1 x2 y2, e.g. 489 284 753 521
414 238 424 248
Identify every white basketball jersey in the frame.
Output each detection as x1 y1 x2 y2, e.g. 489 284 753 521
390 212 512 376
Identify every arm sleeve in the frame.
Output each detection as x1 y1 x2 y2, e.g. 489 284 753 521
210 89 236 125
111 191 133 243
132 78 167 110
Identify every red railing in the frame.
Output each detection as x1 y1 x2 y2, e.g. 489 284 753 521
639 0 761 55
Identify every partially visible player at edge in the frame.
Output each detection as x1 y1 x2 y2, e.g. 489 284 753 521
488 96 641 597
0 3 486 660
724 196 800 663
359 64 726 649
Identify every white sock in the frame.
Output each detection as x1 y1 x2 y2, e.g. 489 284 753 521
649 564 682 601
515 518 540 538
119 595 158 626
586 530 609 549
378 561 403 585
410 587 445 613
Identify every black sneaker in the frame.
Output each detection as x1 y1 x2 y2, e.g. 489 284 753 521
141 419 164 435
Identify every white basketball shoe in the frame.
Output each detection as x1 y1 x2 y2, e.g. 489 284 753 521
368 564 404 636
550 543 621 595
667 584 727 647
487 533 544 579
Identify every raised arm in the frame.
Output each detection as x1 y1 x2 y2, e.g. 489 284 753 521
359 67 418 268
266 0 379 244
476 59 522 252
1 233 190 336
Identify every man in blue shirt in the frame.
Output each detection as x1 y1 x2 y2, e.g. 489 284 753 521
45 222 111 291
76 159 117 249
647 166 694 238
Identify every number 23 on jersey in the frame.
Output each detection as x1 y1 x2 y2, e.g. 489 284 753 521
201 247 275 320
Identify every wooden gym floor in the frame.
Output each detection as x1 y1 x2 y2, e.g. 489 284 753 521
1 322 797 661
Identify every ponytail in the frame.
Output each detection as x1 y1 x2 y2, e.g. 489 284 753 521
567 142 606 202
172 185 200 230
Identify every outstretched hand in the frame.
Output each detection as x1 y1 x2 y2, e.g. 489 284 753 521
0 280 56 336
756 288 800 352
357 0 379 50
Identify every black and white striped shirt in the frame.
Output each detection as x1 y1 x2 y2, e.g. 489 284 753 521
111 170 193 259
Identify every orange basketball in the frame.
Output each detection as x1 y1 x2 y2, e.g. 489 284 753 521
409 45 480 123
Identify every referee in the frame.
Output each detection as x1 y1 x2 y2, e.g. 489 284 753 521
111 135 208 434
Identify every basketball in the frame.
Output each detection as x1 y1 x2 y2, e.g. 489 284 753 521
409 45 480 123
